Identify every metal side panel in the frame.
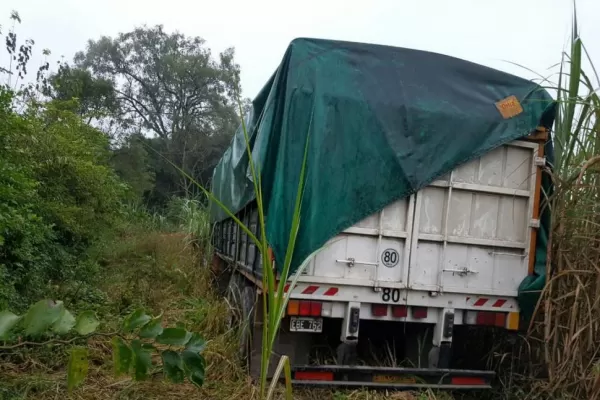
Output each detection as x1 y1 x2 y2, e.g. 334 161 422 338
309 197 415 287
407 140 539 297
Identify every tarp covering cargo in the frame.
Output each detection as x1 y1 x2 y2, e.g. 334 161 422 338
210 38 555 312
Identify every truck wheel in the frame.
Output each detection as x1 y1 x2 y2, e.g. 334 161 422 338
225 271 256 369
336 342 358 366
225 271 244 331
428 345 440 368
238 285 256 370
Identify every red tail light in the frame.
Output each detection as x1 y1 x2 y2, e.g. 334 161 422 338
412 307 428 319
310 301 322 316
392 305 408 318
476 311 506 327
294 371 334 381
371 304 388 317
451 376 486 385
299 301 311 316
299 301 322 316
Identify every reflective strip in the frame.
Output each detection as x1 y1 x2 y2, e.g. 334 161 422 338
467 296 512 308
302 285 319 294
473 298 489 307
492 299 507 308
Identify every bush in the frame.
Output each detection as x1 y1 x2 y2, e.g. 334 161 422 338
0 88 126 310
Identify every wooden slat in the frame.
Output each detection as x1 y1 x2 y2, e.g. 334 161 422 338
528 129 546 274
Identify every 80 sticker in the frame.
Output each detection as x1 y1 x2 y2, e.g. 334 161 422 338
381 248 399 267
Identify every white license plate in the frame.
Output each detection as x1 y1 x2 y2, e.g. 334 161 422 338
290 317 323 333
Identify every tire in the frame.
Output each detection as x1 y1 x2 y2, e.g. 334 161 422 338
225 271 244 331
225 271 256 370
238 285 256 369
336 342 358 366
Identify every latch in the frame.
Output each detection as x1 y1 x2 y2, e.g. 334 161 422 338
337 258 355 267
535 156 547 167
443 267 478 277
336 258 378 267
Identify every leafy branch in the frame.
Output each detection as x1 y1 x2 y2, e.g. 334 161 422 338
0 301 207 391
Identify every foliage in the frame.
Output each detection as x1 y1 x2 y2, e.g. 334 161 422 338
0 88 53 309
110 134 156 201
0 299 100 340
0 13 127 310
0 302 207 389
0 87 126 310
74 24 240 139
46 64 119 124
165 196 211 239
69 25 244 207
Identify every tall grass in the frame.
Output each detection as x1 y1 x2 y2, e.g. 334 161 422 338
161 99 312 399
526 6 600 399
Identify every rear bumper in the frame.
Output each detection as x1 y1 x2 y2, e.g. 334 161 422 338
291 365 494 390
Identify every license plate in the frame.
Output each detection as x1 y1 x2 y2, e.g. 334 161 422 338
290 317 323 332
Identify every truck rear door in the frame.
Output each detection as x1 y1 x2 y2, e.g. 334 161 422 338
407 140 540 297
308 197 415 287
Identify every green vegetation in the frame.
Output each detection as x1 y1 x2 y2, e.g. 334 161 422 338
0 70 124 312
1 5 599 400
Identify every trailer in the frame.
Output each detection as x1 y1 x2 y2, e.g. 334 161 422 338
210 38 555 390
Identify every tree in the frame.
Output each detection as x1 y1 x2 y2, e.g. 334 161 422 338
110 133 155 201
74 25 240 140
74 25 242 204
47 65 119 125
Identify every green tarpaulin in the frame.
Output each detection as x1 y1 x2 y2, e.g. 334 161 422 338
210 38 556 315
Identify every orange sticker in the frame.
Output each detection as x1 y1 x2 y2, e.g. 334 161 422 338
495 95 523 119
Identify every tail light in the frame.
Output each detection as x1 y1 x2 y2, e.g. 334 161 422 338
412 307 428 319
392 305 408 318
299 301 311 315
287 300 300 315
371 304 388 317
451 376 486 385
466 311 517 330
309 301 322 316
294 371 334 381
287 300 323 317
476 311 506 327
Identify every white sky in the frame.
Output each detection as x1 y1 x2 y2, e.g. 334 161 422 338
1 0 598 99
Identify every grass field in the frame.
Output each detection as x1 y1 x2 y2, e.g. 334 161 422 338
0 229 456 400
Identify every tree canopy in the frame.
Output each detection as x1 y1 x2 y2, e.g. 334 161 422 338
68 25 243 205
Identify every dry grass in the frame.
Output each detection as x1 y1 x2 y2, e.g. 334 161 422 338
524 176 600 400
0 230 449 400
515 13 600 399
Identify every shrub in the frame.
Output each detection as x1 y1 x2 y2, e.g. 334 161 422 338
0 88 126 310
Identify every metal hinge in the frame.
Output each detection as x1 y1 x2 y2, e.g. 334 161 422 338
529 219 540 228
535 156 546 167
443 267 478 277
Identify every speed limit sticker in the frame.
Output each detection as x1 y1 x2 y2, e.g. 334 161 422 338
381 249 399 267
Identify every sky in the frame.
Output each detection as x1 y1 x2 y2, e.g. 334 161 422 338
1 0 598 99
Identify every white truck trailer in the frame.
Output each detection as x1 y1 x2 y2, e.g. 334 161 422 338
210 38 554 390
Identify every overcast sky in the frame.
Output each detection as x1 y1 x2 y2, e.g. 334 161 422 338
1 0 598 99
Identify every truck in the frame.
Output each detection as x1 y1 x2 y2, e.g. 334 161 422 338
210 38 555 390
